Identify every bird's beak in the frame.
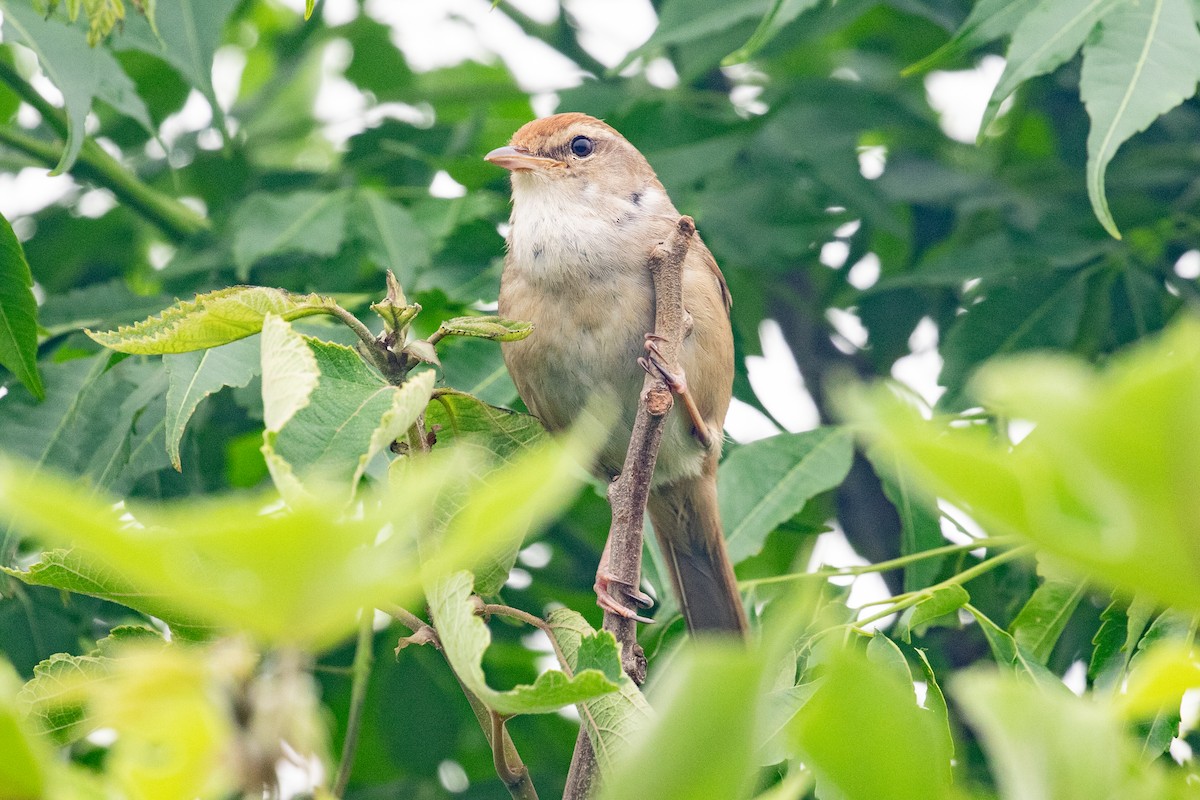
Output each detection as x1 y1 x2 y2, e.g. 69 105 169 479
484 145 564 171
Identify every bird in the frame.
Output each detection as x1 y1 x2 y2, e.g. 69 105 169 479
485 112 746 635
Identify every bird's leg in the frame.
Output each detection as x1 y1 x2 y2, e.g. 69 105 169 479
638 333 714 449
594 531 655 623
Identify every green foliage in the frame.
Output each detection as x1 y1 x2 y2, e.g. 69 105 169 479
2 0 1199 797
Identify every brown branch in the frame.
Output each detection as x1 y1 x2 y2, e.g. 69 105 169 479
563 215 697 800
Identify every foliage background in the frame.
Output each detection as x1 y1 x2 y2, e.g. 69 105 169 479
1 0 1199 798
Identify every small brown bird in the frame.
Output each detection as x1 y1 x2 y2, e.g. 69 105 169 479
486 113 746 634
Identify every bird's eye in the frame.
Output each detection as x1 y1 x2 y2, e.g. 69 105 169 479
569 136 595 157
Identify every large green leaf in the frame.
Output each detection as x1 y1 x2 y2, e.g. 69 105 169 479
1080 0 1200 238
1009 571 1087 665
86 286 341 354
164 337 260 471
427 571 620 716
719 427 854 564
0 1 152 173
850 317 1200 610
954 669 1185 800
425 389 547 461
981 0 1123 135
350 189 431 285
259 314 434 496
792 643 953 800
0 212 42 400
547 608 652 772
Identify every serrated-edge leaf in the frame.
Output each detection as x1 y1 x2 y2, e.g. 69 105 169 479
0 212 43 399
1080 0 1200 238
428 571 619 716
86 286 341 354
436 315 534 342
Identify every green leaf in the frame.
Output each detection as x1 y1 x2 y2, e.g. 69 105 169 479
792 643 953 800
850 317 1200 611
0 1 152 173
954 669 1181 800
86 286 342 354
0 455 467 648
0 213 42 400
904 0 1041 75
1089 594 1154 690
719 427 854 564
351 189 431 286
981 0 1124 136
434 315 534 343
0 661 47 799
1080 0 1200 238
965 605 1061 686
1009 573 1087 665
425 389 547 461
260 315 435 495
427 571 620 715
547 608 652 771
304 0 315 19
231 190 351 275
112 0 239 132
723 0 822 65
164 337 260 470
615 0 768 72
599 642 764 800
896 585 970 642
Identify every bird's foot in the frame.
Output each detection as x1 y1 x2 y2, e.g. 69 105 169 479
594 571 655 624
638 334 714 449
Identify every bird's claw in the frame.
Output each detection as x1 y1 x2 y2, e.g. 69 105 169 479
639 335 689 394
594 572 655 624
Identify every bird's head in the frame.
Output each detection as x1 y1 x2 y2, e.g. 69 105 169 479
484 113 655 195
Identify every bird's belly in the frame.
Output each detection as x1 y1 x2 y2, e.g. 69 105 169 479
500 269 705 484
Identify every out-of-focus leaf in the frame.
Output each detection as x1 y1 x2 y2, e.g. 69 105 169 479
1089 594 1154 690
1119 640 1200 720
86 286 342 354
964 605 1061 686
231 190 351 275
351 189 431 286
113 0 239 130
547 608 652 771
792 642 953 800
427 571 620 715
954 669 1182 800
0 660 47 798
1009 573 1087 665
164 337 261 470
848 317 1200 611
0 213 42 400
982 0 1123 136
0 454 461 648
599 642 764 800
904 0 1040 74
1080 0 1200 238
723 0 822 65
719 427 854 564
0 1 152 172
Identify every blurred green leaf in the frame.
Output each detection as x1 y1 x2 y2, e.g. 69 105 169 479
1009 573 1087 665
427 571 620 715
0 660 47 799
86 286 342 354
0 212 42 400
719 427 853 564
954 669 1183 800
164 337 260 471
1089 594 1154 690
1080 0 1200 238
600 642 764 800
723 0 822 65
351 188 431 286
904 0 1040 74
792 642 953 800
896 585 969 642
231 190 351 275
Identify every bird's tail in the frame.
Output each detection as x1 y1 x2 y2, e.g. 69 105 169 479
647 466 747 635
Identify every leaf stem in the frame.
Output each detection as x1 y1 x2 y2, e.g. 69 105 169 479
332 609 375 797
479 602 575 679
739 536 1019 590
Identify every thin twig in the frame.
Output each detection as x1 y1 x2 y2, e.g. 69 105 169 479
479 602 574 679
564 216 697 799
332 609 375 797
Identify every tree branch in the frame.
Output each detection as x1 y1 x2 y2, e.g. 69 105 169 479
563 215 697 800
